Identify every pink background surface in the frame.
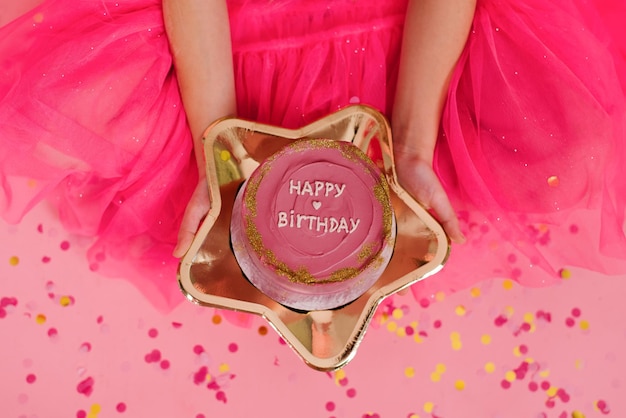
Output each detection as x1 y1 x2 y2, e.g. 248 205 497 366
1 203 624 418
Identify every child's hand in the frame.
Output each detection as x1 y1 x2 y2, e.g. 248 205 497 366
395 153 465 244
173 176 211 258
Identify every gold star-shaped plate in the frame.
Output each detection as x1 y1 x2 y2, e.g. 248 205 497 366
178 105 450 371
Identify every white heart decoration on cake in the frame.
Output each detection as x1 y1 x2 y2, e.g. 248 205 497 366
312 201 322 210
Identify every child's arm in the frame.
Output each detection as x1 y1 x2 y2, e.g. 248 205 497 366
393 0 476 243
163 0 237 257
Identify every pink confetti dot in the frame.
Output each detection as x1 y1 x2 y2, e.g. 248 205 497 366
48 328 58 338
60 241 70 251
557 388 570 403
565 317 576 327
148 328 158 338
193 344 204 354
215 391 227 403
528 381 538 392
346 388 357 398
26 374 36 384
545 399 555 409
433 320 442 329
500 380 511 389
278 337 286 345
0 308 6 319
116 402 127 413
597 399 610 414
76 410 87 418
76 376 94 397
41 256 51 263
196 415 206 418
193 366 208 385
228 343 238 353
144 349 161 363
519 345 529 354
326 401 336 412
160 360 170 370
405 326 415 336
419 298 430 308
171 322 182 328
520 322 531 332
540 381 551 391
507 253 517 263
571 308 581 318
569 224 579 234
79 342 92 353
338 377 349 387
494 315 508 327
96 316 103 324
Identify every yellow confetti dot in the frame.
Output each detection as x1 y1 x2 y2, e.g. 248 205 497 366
220 150 231 161
35 314 46 324
408 414 420 418
219 363 230 373
413 334 423 344
387 321 398 333
547 175 560 187
435 363 447 374
579 320 590 331
451 340 462 351
575 359 584 370
405 367 415 378
335 369 346 385
572 411 585 418
481 334 492 345
206 373 212 382
455 305 467 316
502 279 514 290
450 331 461 341
504 306 515 317
430 372 441 382
59 296 72 307
423 402 434 414
560 268 572 279
470 287 481 298
523 312 535 323
484 362 496 374
546 386 558 397
504 371 516 382
525 357 535 364
396 327 407 338
454 380 466 391
212 314 222 324
513 346 522 357
87 403 101 418
380 312 389 323
539 369 550 378
392 308 404 320
9 256 19 266
435 291 446 302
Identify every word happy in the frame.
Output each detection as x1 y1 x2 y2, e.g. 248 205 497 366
276 179 360 234
288 179 345 198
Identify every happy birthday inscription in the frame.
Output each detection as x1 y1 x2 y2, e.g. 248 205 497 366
276 179 360 234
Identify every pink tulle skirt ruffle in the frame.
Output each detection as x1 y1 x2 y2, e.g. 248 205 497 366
1 0 625 310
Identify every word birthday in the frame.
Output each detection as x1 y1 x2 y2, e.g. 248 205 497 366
289 179 345 198
277 210 360 234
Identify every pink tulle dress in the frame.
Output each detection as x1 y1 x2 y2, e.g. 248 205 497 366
1 0 625 311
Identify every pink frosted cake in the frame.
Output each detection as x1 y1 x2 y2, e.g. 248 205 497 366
230 139 396 311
